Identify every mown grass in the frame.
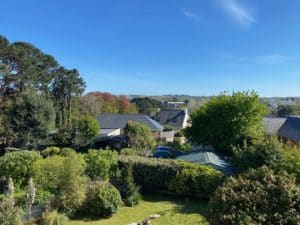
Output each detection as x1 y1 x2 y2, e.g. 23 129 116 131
68 193 209 225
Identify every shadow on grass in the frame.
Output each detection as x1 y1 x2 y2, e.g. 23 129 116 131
72 192 209 222
141 191 208 216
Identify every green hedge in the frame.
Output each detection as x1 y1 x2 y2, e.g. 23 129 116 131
118 156 224 199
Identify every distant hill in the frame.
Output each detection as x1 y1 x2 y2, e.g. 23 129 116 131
128 95 300 112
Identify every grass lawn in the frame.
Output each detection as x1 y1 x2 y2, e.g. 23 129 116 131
68 193 209 225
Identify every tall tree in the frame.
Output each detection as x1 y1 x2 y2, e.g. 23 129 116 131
186 91 267 154
51 67 85 127
0 35 58 94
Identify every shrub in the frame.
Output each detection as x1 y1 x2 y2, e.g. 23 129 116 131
120 148 139 156
118 156 224 198
84 181 122 217
32 156 65 192
279 145 300 184
33 154 87 215
174 130 184 137
115 164 141 207
35 189 54 208
233 137 283 172
0 151 41 187
41 147 60 158
59 148 77 157
208 167 300 225
77 115 99 144
57 154 87 215
84 150 118 180
167 140 192 152
169 161 224 198
163 125 174 131
41 210 68 225
124 121 156 155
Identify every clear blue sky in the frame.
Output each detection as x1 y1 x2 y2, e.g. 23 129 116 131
1 0 300 96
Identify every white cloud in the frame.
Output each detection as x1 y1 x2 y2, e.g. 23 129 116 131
182 9 199 20
219 0 256 27
254 54 289 64
212 52 299 65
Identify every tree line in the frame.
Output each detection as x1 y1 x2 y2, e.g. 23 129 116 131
0 36 137 150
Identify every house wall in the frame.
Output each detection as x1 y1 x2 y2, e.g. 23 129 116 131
279 136 300 146
182 109 190 129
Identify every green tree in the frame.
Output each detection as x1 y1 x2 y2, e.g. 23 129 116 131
124 121 156 155
276 104 295 116
77 115 99 144
51 67 85 128
131 97 163 115
7 89 55 148
84 150 118 180
208 167 300 225
186 91 267 154
0 35 58 94
51 125 75 147
0 35 87 148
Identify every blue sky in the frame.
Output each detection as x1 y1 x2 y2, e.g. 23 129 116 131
1 0 300 96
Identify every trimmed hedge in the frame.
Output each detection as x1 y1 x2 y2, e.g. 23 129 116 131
118 156 224 199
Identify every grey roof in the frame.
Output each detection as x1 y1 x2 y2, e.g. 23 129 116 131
263 116 287 135
176 149 235 175
154 110 187 130
97 114 163 132
278 116 300 142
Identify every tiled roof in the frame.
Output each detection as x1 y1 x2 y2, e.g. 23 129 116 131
278 116 300 142
154 110 187 130
263 116 287 135
176 149 235 175
97 114 163 132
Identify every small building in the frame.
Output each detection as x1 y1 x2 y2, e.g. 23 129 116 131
263 116 287 135
278 116 300 144
154 109 189 131
97 114 163 136
263 115 300 144
159 131 175 142
166 101 186 109
99 128 121 137
176 149 235 175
